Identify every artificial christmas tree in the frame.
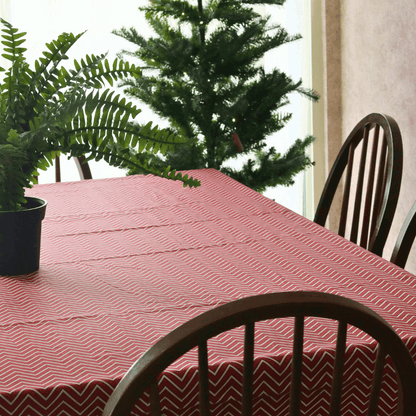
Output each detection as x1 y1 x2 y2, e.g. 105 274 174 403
114 0 319 192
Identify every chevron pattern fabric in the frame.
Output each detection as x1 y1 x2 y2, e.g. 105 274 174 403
0 168 413 415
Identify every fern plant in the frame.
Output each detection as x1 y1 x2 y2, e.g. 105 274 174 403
0 18 200 212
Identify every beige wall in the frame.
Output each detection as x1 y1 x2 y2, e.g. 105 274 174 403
317 0 416 272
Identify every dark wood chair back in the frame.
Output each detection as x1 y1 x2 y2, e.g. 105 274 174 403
34 154 92 183
54 153 92 182
102 291 416 416
390 202 416 269
314 113 403 256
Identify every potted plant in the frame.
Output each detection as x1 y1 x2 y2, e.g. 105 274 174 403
0 18 200 276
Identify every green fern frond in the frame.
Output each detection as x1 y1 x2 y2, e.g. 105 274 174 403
0 144 31 210
29 32 85 105
0 18 200 210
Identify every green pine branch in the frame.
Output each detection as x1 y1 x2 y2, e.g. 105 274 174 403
113 0 320 191
222 135 315 192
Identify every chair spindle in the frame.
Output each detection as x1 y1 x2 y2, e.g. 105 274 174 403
390 201 416 268
199 340 210 416
339 145 356 238
350 126 370 244
149 378 162 416
242 322 255 416
370 134 388 240
367 344 386 416
329 320 347 416
360 125 380 248
289 316 304 416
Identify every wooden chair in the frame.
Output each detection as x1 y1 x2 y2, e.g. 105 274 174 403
314 113 403 257
54 154 92 182
35 154 92 182
102 291 416 416
390 201 416 269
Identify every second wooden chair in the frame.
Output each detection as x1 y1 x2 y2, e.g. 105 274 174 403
314 113 403 256
54 153 92 182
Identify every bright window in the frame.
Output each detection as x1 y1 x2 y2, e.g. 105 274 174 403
2 0 312 214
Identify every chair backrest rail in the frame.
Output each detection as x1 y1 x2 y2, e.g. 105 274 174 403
74 154 92 181
391 202 416 268
55 153 61 182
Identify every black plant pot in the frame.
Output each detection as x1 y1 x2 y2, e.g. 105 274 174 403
0 197 47 276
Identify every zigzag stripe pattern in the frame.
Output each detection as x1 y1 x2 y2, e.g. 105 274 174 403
0 168 410 415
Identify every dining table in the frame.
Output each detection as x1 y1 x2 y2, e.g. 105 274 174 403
1 168 416 416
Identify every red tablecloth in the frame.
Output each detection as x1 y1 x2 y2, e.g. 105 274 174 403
1 169 416 415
